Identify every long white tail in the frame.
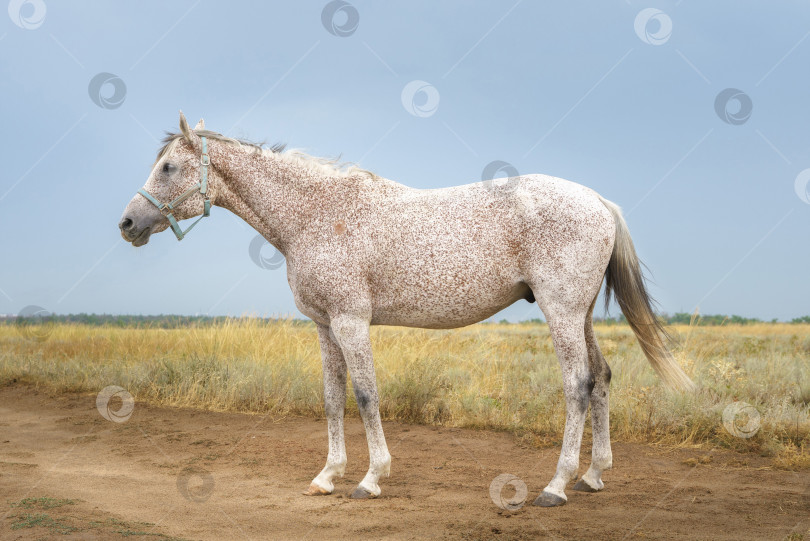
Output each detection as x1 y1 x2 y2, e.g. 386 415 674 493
599 197 695 391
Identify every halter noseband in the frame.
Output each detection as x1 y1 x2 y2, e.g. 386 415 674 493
137 136 212 241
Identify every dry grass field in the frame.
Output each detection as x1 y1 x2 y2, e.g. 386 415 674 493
1 319 808 467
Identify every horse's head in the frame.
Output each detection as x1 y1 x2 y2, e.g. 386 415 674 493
119 112 215 246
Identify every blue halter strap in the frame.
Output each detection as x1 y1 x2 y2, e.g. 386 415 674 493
137 136 212 241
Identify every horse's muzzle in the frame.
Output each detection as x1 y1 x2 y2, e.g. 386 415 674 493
119 217 152 246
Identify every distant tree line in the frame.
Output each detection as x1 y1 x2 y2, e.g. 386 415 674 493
3 312 809 328
0 313 311 328
515 312 810 326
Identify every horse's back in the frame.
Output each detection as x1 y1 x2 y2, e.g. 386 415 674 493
362 174 614 328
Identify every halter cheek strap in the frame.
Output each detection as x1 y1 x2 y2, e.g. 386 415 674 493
137 136 212 241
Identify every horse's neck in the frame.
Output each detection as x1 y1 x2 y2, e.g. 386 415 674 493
213 148 349 251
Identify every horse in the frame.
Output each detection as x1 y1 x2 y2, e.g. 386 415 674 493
118 112 694 506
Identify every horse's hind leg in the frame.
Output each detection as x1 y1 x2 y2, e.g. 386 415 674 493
533 305 592 507
306 323 348 495
573 298 613 493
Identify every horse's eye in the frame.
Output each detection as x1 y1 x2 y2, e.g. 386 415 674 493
162 163 174 174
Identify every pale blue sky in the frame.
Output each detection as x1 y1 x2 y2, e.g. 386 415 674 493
1 1 808 321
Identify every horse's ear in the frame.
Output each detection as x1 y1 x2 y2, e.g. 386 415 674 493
194 118 205 130
178 111 193 142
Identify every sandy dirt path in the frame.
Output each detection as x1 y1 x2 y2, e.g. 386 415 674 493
1 385 808 540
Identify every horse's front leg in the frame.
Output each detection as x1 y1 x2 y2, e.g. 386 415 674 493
329 314 391 499
305 323 348 495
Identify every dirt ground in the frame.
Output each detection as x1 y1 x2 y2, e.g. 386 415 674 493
1 385 808 540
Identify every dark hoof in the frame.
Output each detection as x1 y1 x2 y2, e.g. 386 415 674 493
573 479 599 493
349 486 375 499
532 491 566 507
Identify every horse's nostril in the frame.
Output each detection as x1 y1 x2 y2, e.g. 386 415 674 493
119 218 133 231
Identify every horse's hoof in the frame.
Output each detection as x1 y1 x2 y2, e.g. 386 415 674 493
349 486 376 499
533 491 566 507
304 483 332 496
572 479 599 493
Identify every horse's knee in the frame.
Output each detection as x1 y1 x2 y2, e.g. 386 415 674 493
352 385 378 414
324 399 345 419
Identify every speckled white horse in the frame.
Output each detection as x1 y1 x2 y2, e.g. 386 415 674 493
119 113 694 506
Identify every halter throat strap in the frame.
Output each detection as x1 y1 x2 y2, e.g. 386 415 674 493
137 136 212 241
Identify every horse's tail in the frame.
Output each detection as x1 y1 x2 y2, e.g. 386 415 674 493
599 196 695 391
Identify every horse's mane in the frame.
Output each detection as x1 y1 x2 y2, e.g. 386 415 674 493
156 130 376 179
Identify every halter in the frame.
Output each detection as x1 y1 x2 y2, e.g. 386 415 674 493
137 136 212 241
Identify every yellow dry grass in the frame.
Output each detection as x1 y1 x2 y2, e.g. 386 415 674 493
1 320 808 467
